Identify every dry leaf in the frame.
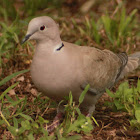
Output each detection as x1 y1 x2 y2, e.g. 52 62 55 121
17 76 24 82
9 89 16 96
31 88 38 96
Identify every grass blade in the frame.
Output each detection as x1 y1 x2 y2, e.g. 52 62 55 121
0 82 18 100
0 69 29 86
79 84 90 105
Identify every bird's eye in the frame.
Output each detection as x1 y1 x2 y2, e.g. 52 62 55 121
40 25 46 31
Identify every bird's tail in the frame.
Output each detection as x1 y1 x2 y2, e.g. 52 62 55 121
119 52 140 79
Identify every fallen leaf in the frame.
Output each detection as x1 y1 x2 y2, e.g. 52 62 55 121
31 88 38 96
17 76 24 82
9 89 16 96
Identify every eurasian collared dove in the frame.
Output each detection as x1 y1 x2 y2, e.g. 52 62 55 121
22 16 140 115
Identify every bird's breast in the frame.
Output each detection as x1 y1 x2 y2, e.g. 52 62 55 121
30 53 83 100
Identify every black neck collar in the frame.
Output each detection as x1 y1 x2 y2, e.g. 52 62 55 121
56 43 64 51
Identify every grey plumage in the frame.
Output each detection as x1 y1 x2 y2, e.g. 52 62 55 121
22 16 140 115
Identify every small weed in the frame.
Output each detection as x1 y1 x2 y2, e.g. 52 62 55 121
102 7 137 48
76 17 101 44
62 85 94 137
106 80 140 130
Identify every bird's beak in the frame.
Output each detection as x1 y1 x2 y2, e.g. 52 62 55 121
21 34 32 44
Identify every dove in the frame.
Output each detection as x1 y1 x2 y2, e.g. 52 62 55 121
22 16 140 117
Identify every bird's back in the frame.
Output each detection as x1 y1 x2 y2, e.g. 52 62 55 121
64 42 126 93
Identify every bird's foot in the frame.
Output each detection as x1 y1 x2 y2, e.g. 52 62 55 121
82 111 92 117
47 112 63 133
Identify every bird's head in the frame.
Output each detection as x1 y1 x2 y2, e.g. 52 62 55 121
21 16 60 44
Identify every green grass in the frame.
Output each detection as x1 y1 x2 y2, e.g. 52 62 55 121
72 16 101 44
23 0 64 16
71 6 138 51
0 0 17 21
0 83 94 139
106 80 140 130
102 8 137 48
0 19 20 67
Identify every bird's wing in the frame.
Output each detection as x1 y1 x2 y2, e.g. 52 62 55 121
80 48 128 93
